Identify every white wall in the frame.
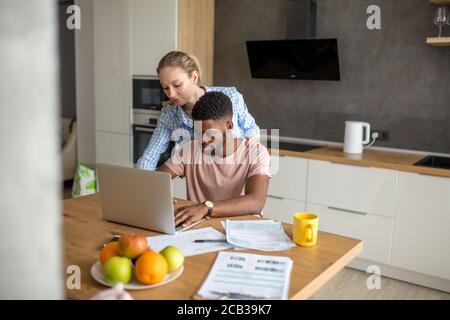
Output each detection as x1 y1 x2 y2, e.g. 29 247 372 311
75 0 96 167
0 0 63 299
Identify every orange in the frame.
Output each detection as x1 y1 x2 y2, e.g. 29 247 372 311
99 241 120 265
134 250 168 285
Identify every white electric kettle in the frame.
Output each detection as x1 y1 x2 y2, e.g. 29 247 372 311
343 121 371 154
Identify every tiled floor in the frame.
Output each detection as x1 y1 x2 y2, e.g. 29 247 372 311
311 267 450 300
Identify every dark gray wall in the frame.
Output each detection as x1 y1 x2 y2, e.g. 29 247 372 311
58 0 76 119
214 0 450 153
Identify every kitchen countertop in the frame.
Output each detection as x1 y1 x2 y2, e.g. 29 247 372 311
269 144 450 178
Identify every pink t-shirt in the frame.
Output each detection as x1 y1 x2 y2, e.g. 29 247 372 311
164 137 271 203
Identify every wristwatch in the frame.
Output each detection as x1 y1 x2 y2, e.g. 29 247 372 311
203 200 214 218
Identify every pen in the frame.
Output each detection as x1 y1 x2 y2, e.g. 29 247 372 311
193 239 227 243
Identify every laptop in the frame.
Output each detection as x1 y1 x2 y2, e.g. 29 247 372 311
96 163 201 234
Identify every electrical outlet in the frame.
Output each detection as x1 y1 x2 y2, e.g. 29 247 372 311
373 130 390 142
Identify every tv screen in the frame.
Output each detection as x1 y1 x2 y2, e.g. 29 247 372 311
246 39 341 81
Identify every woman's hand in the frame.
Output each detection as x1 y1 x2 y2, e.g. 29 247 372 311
174 203 208 227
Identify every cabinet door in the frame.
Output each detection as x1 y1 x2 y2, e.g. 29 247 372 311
96 132 132 167
308 160 398 218
94 0 132 135
268 155 307 202
172 177 187 200
132 0 177 76
263 196 306 224
307 203 394 264
392 172 450 280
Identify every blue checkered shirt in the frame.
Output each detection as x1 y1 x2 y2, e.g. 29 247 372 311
136 86 260 171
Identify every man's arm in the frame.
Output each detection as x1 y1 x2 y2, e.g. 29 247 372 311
175 174 270 227
158 163 178 179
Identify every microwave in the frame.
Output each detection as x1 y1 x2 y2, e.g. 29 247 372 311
133 76 167 110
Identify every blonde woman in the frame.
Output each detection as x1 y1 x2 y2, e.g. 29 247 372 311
137 51 260 170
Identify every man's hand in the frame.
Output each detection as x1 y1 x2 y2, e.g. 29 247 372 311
174 203 208 227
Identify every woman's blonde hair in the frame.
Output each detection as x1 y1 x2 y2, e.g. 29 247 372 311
157 51 202 85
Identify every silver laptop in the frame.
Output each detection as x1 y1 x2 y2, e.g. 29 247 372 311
97 163 193 234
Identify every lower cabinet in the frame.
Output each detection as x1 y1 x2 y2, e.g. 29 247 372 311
96 131 132 167
306 203 394 264
172 176 187 200
391 172 450 280
263 196 306 224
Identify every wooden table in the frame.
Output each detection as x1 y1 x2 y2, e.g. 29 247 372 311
64 193 363 300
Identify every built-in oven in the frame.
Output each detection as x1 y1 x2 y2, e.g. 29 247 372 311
132 109 174 167
133 76 167 110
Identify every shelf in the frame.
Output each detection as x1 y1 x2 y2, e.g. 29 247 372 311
431 0 450 5
426 37 450 46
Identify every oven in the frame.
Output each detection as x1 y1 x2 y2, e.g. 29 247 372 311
132 109 174 167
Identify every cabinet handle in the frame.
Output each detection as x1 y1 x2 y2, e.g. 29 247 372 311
267 195 284 200
327 206 367 215
329 161 371 169
134 126 155 133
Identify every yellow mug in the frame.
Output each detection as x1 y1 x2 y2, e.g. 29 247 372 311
293 213 319 247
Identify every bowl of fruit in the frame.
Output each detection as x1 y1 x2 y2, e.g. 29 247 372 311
91 234 185 290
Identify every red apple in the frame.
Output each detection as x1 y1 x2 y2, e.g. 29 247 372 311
118 234 148 259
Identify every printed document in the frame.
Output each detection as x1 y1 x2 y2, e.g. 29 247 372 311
197 251 293 300
225 220 296 251
147 227 233 257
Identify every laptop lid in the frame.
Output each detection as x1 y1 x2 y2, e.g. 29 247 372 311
96 163 177 234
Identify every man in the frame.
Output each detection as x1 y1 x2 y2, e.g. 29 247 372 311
159 92 271 228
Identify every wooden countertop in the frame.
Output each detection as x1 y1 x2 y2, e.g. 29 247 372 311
64 193 363 300
270 145 450 178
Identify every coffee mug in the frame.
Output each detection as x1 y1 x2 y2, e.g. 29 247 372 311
293 213 319 247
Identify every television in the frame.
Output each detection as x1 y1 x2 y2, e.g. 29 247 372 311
246 39 341 81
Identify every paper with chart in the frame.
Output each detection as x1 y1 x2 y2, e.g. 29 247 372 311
225 220 296 251
147 227 233 257
196 251 293 300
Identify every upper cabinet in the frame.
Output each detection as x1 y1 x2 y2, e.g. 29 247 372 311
92 0 215 166
177 0 215 86
94 0 132 135
132 0 178 77
132 0 215 85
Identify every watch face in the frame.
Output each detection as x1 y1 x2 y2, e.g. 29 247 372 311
205 201 213 208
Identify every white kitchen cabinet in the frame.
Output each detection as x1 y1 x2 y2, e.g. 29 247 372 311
307 203 394 264
132 0 178 76
91 0 215 166
263 196 306 224
308 160 398 218
172 176 187 200
268 155 308 202
96 132 133 167
93 0 132 136
392 172 450 280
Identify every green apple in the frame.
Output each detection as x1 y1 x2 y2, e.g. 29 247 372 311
160 245 184 273
102 256 133 285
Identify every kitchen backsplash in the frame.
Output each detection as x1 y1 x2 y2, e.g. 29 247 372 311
214 0 450 154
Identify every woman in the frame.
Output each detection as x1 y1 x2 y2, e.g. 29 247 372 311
137 51 260 170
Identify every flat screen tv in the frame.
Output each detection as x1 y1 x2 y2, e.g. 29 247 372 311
246 39 341 81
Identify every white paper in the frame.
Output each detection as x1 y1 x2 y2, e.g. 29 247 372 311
197 251 293 300
147 227 233 257
225 220 296 251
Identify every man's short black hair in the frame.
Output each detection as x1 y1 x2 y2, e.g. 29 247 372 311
192 92 233 121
